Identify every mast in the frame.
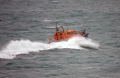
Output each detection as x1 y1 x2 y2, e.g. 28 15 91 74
55 21 58 32
55 21 57 27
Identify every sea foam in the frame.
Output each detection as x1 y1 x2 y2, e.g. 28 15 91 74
0 37 99 59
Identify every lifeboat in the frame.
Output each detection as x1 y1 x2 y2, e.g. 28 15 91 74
48 22 89 43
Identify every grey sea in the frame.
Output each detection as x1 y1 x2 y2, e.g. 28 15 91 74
0 0 120 78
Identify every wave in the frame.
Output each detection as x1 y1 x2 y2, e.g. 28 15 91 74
43 19 52 22
0 37 99 59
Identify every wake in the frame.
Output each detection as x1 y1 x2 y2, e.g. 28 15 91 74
0 37 99 59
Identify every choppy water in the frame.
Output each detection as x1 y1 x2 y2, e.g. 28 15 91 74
0 0 120 78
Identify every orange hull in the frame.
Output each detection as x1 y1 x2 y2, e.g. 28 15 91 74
49 29 88 43
48 23 89 43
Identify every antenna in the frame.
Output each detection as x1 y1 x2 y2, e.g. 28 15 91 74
55 18 58 27
55 20 58 32
55 21 57 27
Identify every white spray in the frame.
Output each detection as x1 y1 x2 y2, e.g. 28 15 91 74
0 37 99 59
